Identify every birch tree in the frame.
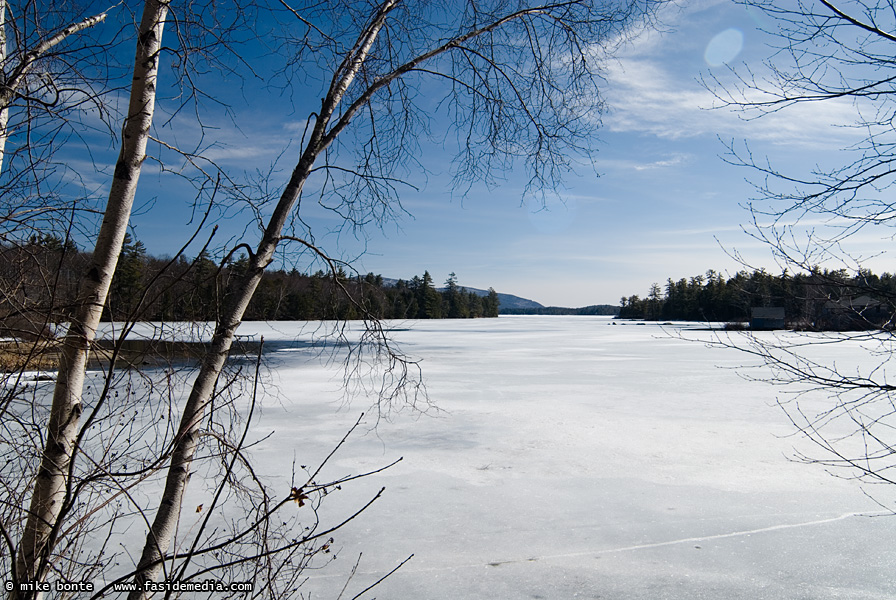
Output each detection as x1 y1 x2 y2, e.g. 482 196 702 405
11 0 169 592
128 0 660 592
2 0 662 597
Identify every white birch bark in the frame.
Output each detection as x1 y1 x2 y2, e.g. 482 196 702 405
12 0 168 594
127 3 399 595
130 0 630 591
0 0 9 176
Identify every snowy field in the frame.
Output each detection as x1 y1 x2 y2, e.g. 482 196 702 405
121 316 896 598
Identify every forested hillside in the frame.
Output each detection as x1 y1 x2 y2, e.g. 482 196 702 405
0 235 499 333
618 268 896 328
501 304 618 315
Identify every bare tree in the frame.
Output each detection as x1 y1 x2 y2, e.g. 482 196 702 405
0 1 109 176
2 0 664 597
708 0 896 502
131 1 663 594
0 0 392 596
0 0 127 252
11 0 170 590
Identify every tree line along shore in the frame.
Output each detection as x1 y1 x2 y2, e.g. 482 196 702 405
617 268 896 329
0 235 500 341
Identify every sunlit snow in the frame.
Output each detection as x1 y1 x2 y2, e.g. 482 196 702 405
113 316 896 598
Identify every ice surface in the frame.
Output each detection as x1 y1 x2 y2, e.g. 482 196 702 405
224 317 896 598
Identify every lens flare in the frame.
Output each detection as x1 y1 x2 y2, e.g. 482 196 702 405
704 28 744 67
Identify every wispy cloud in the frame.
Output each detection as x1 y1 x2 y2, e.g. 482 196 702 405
603 41 863 148
633 153 692 171
595 152 695 173
149 103 305 172
604 58 860 147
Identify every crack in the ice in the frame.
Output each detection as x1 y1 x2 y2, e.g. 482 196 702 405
303 510 889 579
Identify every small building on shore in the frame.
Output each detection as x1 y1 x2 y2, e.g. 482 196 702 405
750 307 785 330
819 295 889 330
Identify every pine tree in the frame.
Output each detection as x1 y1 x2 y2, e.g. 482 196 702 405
485 288 500 317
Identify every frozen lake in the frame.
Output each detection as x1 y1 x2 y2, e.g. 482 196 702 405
229 316 896 598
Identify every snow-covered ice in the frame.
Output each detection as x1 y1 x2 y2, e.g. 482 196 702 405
224 316 896 598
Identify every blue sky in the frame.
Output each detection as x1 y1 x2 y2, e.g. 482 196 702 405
119 0 888 307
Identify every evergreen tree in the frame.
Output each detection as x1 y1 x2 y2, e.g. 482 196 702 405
444 272 469 318
420 271 442 318
646 283 662 320
108 233 147 318
485 288 500 317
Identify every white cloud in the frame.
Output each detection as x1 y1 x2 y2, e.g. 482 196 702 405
595 152 694 173
603 57 863 148
633 153 692 171
283 119 310 134
148 106 303 172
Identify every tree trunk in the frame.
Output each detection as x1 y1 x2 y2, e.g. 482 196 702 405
0 0 9 176
13 0 168 594
127 4 398 595
127 147 319 600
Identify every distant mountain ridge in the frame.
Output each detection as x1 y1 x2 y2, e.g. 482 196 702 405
455 286 544 310
380 277 540 309
380 277 618 314
500 304 619 316
446 286 619 315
